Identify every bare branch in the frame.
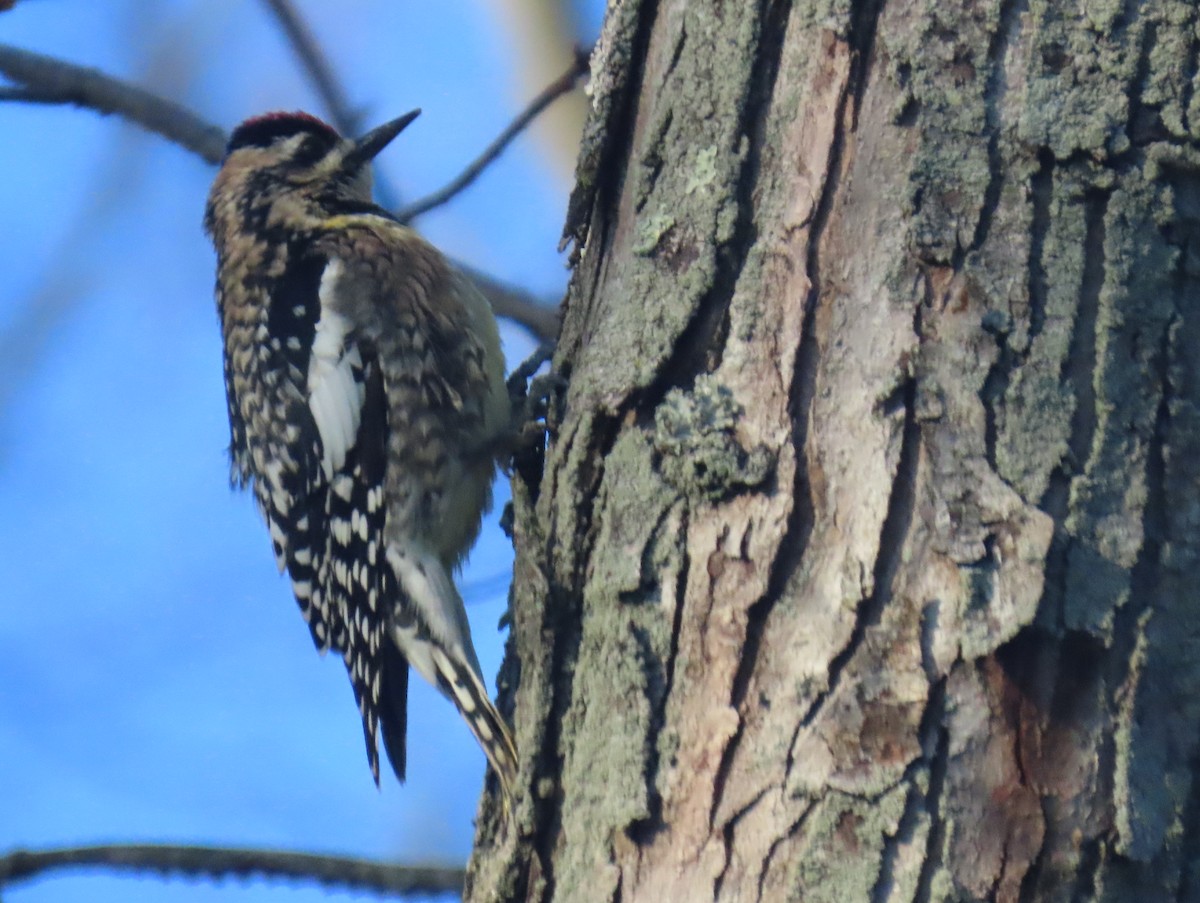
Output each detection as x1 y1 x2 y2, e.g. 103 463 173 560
0 844 464 897
0 44 560 340
259 0 361 136
398 45 591 222
0 44 227 163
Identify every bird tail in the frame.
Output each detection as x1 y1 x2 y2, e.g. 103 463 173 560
430 646 518 813
385 543 518 814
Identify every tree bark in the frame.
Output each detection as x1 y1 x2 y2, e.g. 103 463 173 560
468 1 1200 900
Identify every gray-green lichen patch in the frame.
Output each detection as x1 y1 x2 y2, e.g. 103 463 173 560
652 375 774 500
792 0 853 36
561 5 760 412
543 411 605 590
790 785 910 903
995 365 1075 501
588 428 682 602
1140 1 1200 140
1112 608 1161 861
1144 141 1200 184
553 620 656 898
993 165 1091 502
552 427 682 893
880 0 1002 262
884 772 933 903
1062 176 1177 638
632 210 676 257
1019 0 1143 158
685 146 720 196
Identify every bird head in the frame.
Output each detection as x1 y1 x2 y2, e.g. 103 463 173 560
212 109 420 206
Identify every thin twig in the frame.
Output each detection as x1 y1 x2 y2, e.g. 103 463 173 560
398 45 591 222
0 44 561 340
0 844 464 897
259 0 360 136
0 43 227 163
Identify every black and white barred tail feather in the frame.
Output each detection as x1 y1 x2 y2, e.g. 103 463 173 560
431 647 518 803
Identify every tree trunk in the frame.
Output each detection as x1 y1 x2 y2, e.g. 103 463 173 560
469 0 1200 900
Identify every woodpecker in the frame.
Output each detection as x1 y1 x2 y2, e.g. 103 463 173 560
203 109 517 806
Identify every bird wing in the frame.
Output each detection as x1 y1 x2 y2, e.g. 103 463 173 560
252 238 410 784
314 216 517 799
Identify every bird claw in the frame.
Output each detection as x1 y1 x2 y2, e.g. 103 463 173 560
506 340 555 399
505 342 564 460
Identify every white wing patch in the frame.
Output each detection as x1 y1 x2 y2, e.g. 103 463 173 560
307 259 365 479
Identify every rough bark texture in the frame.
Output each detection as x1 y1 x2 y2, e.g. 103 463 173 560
467 1 1200 901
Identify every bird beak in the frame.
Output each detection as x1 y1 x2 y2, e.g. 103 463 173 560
344 109 421 170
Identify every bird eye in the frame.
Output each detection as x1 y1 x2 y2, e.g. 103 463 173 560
292 134 326 164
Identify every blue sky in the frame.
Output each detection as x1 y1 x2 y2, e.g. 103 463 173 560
0 2 598 900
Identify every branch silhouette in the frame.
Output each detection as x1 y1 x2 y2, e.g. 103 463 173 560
0 844 464 897
0 42 560 340
0 44 226 162
260 0 361 136
259 0 407 211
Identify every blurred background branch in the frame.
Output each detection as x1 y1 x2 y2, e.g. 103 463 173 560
0 29 206 425
0 43 226 162
259 0 407 210
259 0 361 137
0 41 563 340
461 262 561 340
0 844 465 897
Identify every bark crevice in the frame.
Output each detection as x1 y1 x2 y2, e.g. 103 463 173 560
969 0 1023 256
1027 151 1054 344
870 670 948 903
1048 187 1107 630
790 379 918 744
913 690 950 903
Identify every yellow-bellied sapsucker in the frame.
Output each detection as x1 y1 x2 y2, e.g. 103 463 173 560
203 109 517 805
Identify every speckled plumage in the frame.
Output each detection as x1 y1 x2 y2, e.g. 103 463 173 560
203 111 516 803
